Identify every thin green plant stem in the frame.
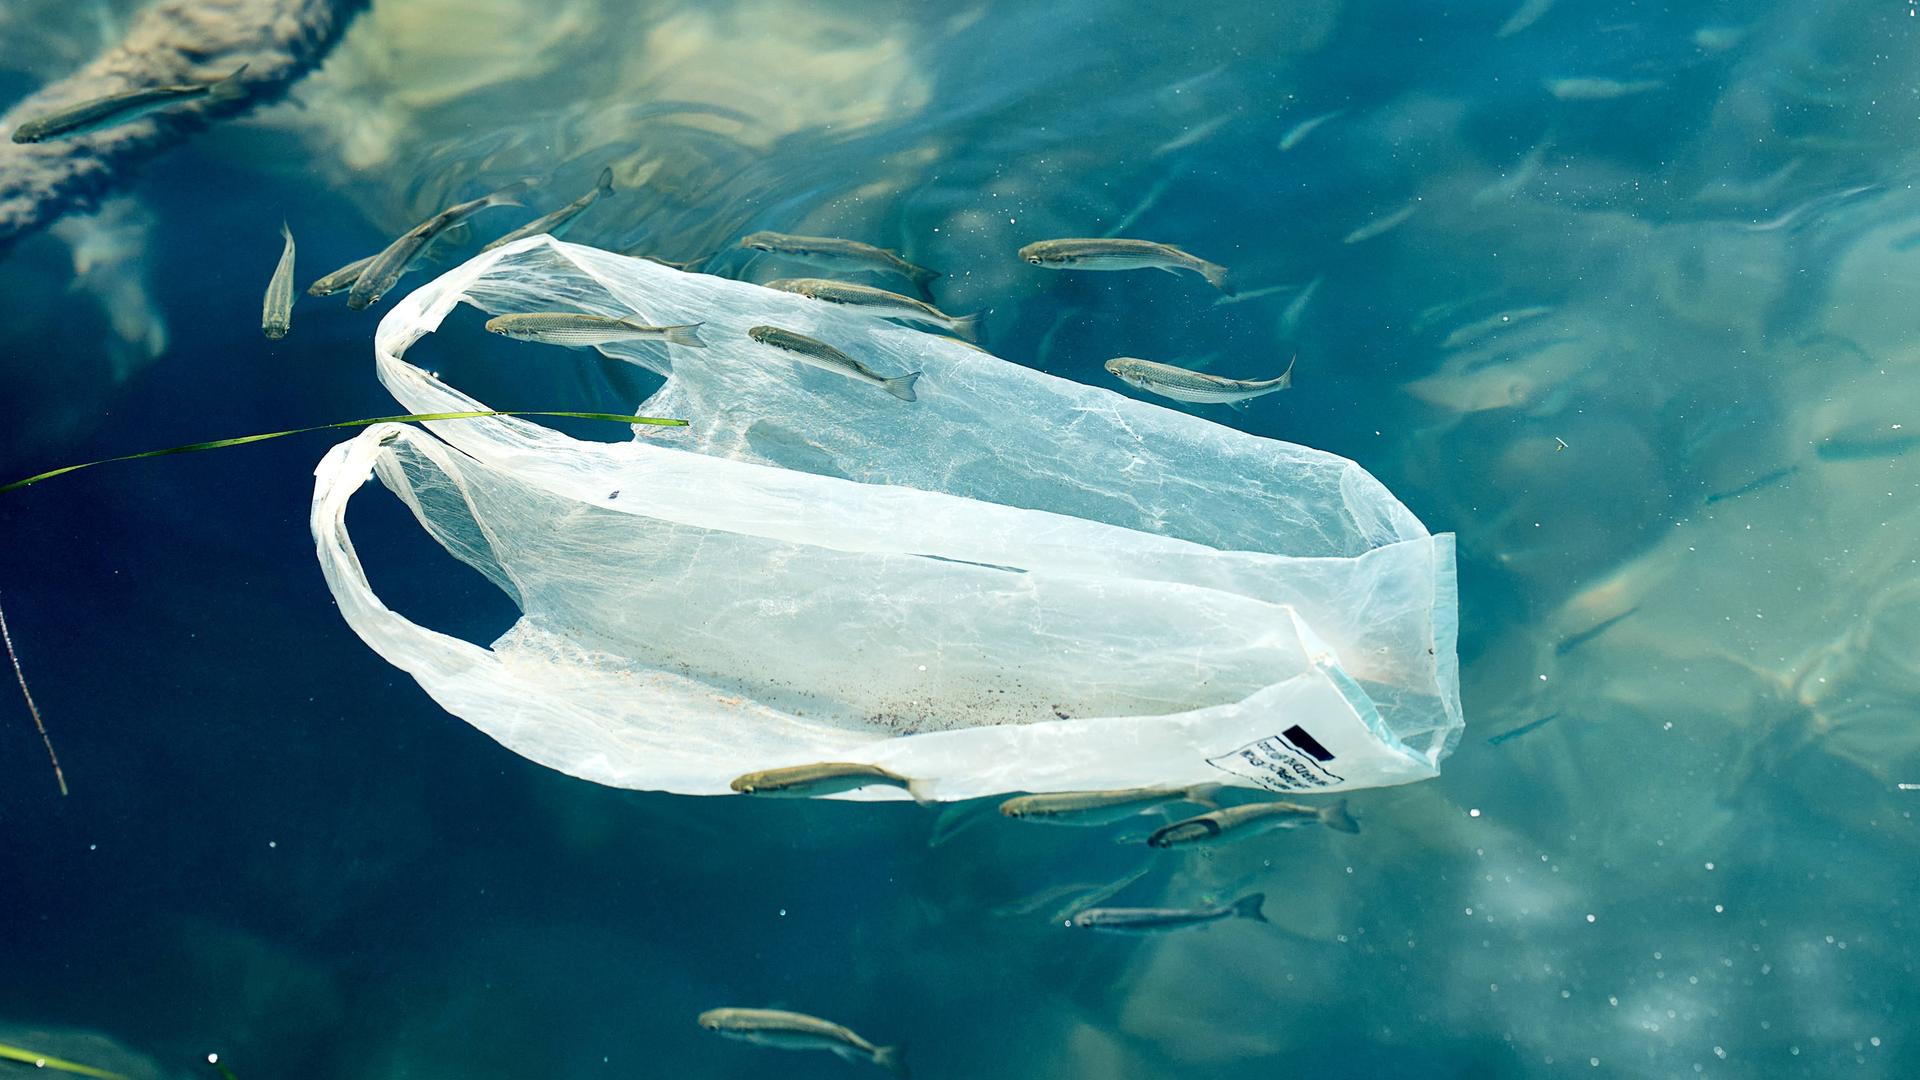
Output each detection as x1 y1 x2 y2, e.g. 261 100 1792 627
0 1041 130 1080
0 409 686 494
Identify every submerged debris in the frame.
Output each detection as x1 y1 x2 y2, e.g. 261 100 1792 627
0 0 368 258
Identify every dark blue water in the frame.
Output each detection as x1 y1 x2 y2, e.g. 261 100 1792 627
4 1 1918 1076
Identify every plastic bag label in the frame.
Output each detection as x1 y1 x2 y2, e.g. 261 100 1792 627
1206 729 1347 792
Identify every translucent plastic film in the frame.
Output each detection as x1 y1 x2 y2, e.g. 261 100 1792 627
311 236 1461 798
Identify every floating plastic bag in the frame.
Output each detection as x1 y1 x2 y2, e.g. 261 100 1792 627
310 236 1462 799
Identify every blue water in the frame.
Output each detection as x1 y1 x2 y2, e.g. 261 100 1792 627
3 1 1918 1076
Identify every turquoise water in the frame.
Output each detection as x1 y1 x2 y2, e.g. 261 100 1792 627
2 0 1918 1076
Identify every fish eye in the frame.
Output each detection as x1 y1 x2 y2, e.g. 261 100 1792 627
1026 255 1043 264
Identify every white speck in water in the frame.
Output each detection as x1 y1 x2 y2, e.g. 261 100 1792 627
1587 913 1597 923
1470 808 1481 817
778 908 786 917
269 841 277 849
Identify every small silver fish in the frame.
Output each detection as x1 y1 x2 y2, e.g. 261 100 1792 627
1105 355 1295 407
747 325 922 401
1692 25 1746 52
1545 77 1663 101
261 221 295 340
1018 238 1234 294
1496 0 1556 37
698 1008 907 1077
634 253 708 273
1472 142 1549 206
482 166 615 252
999 784 1219 827
729 761 923 799
1278 275 1322 335
1072 892 1268 933
1440 306 1553 349
1342 202 1419 244
347 180 533 310
739 231 940 297
484 312 705 348
306 254 377 297
11 65 248 144
1278 109 1344 152
1147 798 1358 849
765 278 980 341
993 864 1154 920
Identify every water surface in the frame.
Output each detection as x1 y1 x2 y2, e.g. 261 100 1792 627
2 1 1917 1077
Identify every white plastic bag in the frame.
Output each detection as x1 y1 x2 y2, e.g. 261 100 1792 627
310 236 1462 799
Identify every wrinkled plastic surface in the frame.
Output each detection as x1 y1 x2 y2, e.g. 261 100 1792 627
311 236 1462 798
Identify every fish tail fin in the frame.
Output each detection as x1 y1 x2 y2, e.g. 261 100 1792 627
208 64 250 103
280 219 293 243
874 1045 910 1078
1181 783 1223 810
883 371 922 402
1320 798 1360 834
1198 259 1236 295
660 323 706 348
596 166 615 195
1274 353 1298 389
492 177 540 207
1232 892 1270 923
908 265 941 300
947 312 982 343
